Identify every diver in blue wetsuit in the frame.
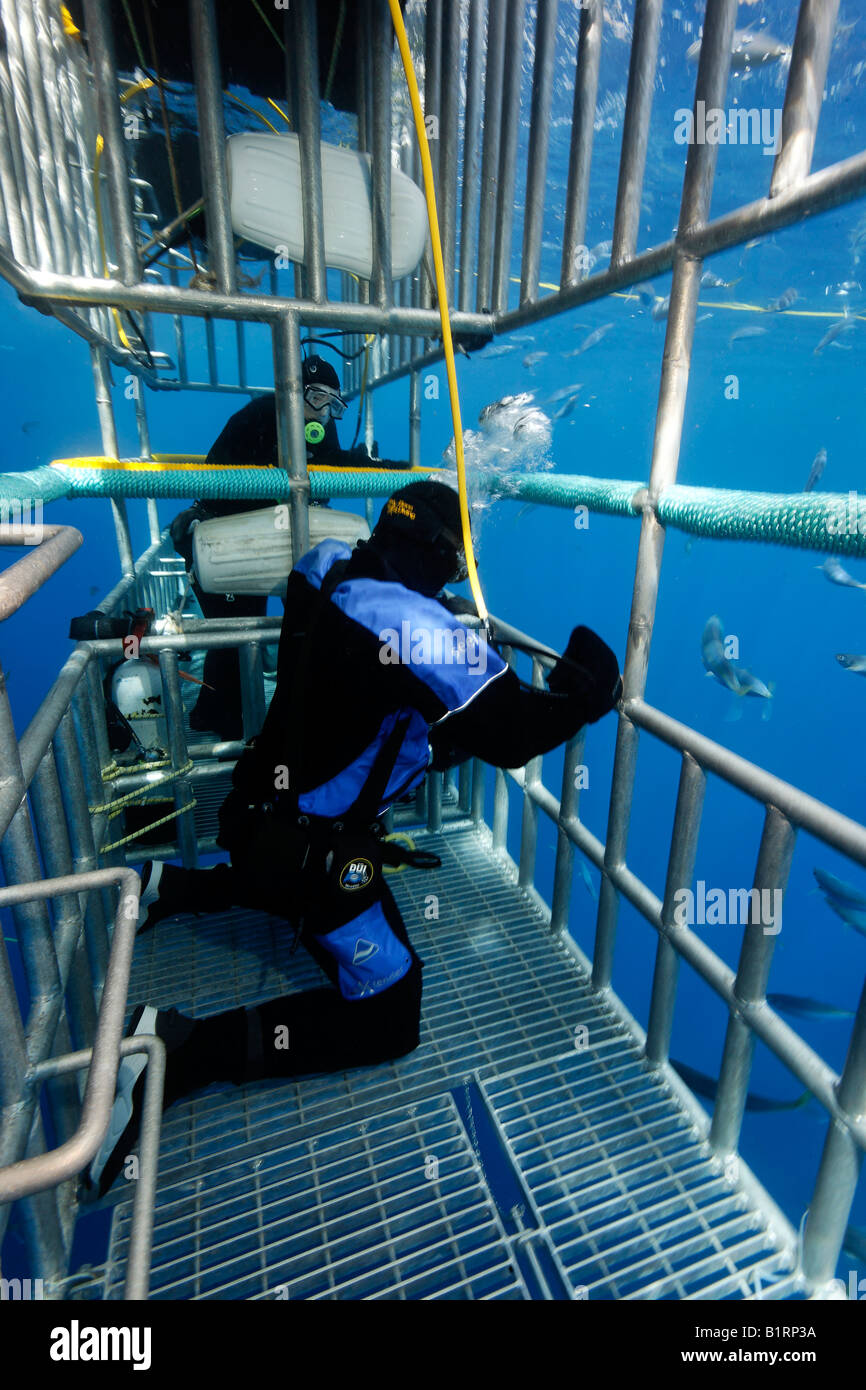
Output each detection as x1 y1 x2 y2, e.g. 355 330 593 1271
85 480 621 1198
171 354 411 740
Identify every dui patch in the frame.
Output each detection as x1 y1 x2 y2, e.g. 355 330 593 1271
338 857 375 891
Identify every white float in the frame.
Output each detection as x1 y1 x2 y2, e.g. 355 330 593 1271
226 132 429 280
192 504 370 597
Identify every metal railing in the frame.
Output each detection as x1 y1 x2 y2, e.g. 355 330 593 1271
0 0 863 1301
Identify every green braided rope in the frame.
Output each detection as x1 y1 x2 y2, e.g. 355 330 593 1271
486 470 642 516
656 485 866 557
490 473 866 557
50 465 438 502
0 465 70 504
5 464 866 557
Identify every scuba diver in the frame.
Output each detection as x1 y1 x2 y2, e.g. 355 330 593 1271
170 354 411 740
85 480 622 1198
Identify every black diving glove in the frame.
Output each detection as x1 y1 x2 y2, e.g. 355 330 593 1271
547 625 622 723
169 503 210 564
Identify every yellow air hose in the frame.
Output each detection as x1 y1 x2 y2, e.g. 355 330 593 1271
388 0 489 628
93 80 157 355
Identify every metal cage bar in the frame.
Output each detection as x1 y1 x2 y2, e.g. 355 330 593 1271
0 0 865 1306
610 0 663 268
560 0 603 290
491 0 525 315
293 0 328 303
519 0 558 306
188 0 237 296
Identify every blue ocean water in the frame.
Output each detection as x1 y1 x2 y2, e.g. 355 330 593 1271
2 0 865 1291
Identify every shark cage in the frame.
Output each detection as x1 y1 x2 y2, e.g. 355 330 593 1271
0 0 864 1303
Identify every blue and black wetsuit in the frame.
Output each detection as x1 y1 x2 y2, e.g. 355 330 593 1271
160 536 613 1100
174 395 411 740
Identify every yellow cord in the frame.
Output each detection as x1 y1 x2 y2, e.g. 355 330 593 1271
226 89 281 135
92 81 158 353
98 800 197 854
355 332 375 441
388 0 488 626
60 4 80 39
266 97 292 129
250 0 285 52
383 831 415 876
511 273 866 322
93 135 136 353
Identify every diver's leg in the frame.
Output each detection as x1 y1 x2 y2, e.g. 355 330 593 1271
90 869 423 1193
84 959 423 1198
137 859 239 930
139 880 422 1097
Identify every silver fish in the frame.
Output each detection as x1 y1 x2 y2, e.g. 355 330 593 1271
513 503 539 524
701 616 741 694
553 395 583 422
729 325 768 345
730 665 773 702
522 351 548 370
701 271 737 289
573 322 615 354
513 409 550 438
546 384 584 421
651 296 670 322
804 447 827 492
589 240 612 261
818 556 866 590
630 281 656 307
837 653 866 675
483 343 519 358
767 993 853 1022
813 867 866 907
546 384 583 406
687 28 791 69
478 392 535 428
671 1059 808 1113
765 287 798 313
577 859 598 903
814 319 856 354
827 901 866 939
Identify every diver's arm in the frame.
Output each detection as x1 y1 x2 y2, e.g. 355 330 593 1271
319 442 411 471
428 670 591 768
428 626 621 769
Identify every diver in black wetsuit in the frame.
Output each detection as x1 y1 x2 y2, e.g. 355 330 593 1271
171 354 411 740
85 480 622 1199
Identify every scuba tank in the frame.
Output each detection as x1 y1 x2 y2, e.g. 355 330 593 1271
99 608 167 758
110 657 167 757
192 504 371 597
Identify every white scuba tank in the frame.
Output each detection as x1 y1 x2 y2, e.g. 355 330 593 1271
192 505 371 597
111 658 168 755
226 132 429 280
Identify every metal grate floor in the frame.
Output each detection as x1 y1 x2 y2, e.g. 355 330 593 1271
102 826 800 1300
